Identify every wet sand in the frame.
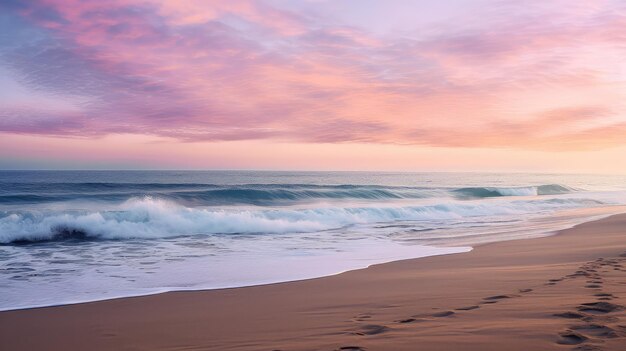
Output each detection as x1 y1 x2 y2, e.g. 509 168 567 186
1 214 625 351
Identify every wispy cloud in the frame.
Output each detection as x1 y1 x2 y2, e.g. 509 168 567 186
1 0 625 150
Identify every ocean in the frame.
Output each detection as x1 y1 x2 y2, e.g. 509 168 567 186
1 171 625 311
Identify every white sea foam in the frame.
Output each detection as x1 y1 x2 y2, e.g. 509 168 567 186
0 195 612 243
0 238 471 311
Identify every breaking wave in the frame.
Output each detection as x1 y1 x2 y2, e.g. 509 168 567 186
0 195 602 244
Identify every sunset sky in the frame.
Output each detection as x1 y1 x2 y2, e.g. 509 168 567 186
1 0 625 173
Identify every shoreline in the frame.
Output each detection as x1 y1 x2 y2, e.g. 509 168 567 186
1 213 625 350
0 244 472 313
1 208 618 313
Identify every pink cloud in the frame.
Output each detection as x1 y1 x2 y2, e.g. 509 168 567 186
1 0 625 151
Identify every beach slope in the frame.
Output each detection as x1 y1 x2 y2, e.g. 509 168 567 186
1 214 625 351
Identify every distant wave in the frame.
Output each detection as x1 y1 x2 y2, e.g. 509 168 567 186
0 183 576 206
0 195 602 244
452 184 574 199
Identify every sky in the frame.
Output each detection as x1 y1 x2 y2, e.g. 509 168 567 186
1 0 625 173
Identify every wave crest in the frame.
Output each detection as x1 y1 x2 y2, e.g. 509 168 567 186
453 184 573 199
0 183 576 205
0 195 600 244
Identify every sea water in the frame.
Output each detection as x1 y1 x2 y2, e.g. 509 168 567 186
1 171 625 310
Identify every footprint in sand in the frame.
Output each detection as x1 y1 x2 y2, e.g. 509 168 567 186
554 311 588 319
577 302 624 314
455 305 480 311
396 310 456 324
353 314 372 322
483 294 517 301
352 324 389 336
593 293 617 300
554 310 618 323
573 345 604 351
431 311 455 317
583 315 620 323
337 346 366 351
570 324 619 338
556 331 588 345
